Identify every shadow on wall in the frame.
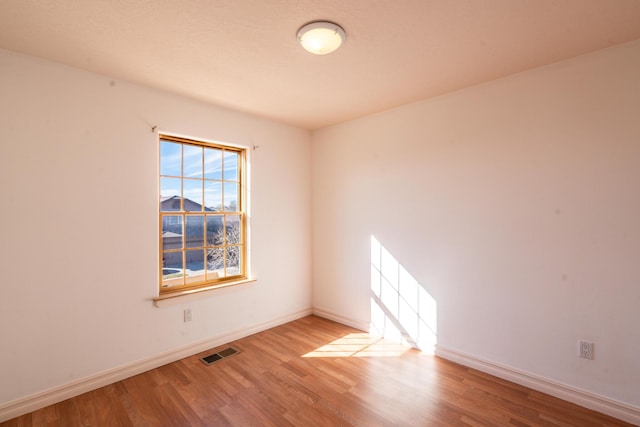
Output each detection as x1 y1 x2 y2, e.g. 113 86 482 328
370 235 438 352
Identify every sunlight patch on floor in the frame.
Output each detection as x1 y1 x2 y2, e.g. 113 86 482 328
302 332 410 358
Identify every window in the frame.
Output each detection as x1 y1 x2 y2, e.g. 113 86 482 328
159 135 246 294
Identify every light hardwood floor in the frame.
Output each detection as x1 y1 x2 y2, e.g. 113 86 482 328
2 315 633 426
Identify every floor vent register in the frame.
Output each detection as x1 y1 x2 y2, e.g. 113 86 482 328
200 347 241 366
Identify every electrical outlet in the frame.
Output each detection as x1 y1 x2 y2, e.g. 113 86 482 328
184 308 192 322
579 340 594 360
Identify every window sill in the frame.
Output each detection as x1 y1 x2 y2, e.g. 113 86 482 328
153 278 256 307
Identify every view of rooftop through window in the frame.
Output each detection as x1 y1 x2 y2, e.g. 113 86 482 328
159 136 245 293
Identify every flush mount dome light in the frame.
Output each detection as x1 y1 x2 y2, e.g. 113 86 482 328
297 21 346 55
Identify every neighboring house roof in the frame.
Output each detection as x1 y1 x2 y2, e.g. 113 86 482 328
160 195 215 212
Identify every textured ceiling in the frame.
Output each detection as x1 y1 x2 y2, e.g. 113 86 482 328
1 0 640 130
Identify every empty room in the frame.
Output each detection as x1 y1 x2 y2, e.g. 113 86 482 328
1 1 639 425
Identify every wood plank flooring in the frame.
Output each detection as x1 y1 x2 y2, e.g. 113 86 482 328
2 315 633 426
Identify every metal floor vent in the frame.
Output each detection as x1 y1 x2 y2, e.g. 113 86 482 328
200 347 240 366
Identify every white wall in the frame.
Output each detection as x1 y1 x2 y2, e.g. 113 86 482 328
312 40 640 407
0 49 312 407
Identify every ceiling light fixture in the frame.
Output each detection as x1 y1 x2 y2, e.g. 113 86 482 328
297 21 346 55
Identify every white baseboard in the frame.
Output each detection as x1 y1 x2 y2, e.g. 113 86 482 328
435 345 640 425
311 307 370 332
0 307 312 423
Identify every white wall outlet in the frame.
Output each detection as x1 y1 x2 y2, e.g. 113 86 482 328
184 308 192 322
579 340 594 360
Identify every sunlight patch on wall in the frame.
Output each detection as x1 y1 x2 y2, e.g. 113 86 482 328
370 235 437 352
302 333 410 358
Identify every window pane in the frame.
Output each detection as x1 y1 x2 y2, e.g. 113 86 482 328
160 141 181 177
183 145 203 178
206 215 224 246
204 181 222 212
207 247 224 278
226 215 241 245
183 179 203 211
162 252 184 288
162 215 183 251
160 177 181 212
204 147 223 180
185 215 204 248
223 151 239 181
185 249 205 284
223 182 238 211
159 137 246 294
226 246 241 276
